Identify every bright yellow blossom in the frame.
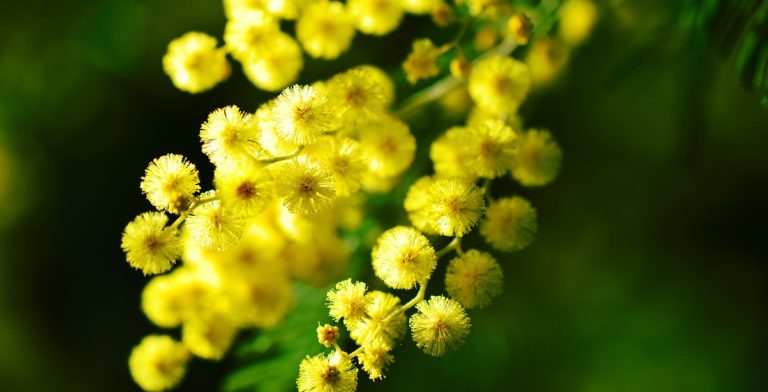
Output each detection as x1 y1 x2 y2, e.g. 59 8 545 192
272 85 334 145
371 226 437 289
468 55 531 116
297 1 356 59
348 0 404 35
303 136 366 197
140 154 200 214
445 250 503 309
409 295 470 356
327 279 369 323
480 196 537 252
348 291 407 347
511 129 562 187
241 32 304 91
297 351 358 392
121 212 180 275
401 0 443 14
358 342 394 380
324 67 391 125
129 335 189 391
214 161 274 216
162 32 230 94
185 192 246 251
182 311 239 360
403 38 443 84
559 0 598 45
422 177 485 237
273 157 337 215
200 105 263 166
358 115 415 177
462 119 518 178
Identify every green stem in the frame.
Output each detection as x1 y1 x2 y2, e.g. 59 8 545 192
169 196 218 230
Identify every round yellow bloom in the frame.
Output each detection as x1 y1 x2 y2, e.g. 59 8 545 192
303 136 366 197
327 279 368 323
297 1 356 59
358 115 415 177
223 12 279 61
358 342 394 381
403 38 442 84
468 55 531 116
228 272 294 328
200 105 262 166
409 295 470 356
348 291 407 347
559 0 598 45
129 335 189 391
182 312 239 360
430 127 473 178
273 157 337 215
255 100 303 157
511 129 562 187
480 196 537 252
186 193 246 251
403 176 439 235
355 65 395 107
372 226 437 289
297 351 358 392
140 154 200 214
162 32 230 94
506 12 533 45
445 250 503 309
463 119 518 178
241 32 304 91
141 269 216 328
121 212 180 275
423 177 485 237
348 0 403 35
324 67 391 125
223 0 270 20
401 0 442 14
272 85 333 145
525 37 571 87
214 161 274 216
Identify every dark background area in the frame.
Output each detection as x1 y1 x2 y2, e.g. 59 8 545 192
1 0 767 391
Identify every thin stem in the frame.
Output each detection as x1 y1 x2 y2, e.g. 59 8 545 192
435 236 462 258
169 196 218 230
257 145 305 164
349 346 364 358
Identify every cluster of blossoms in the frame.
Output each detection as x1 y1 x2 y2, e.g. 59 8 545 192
123 0 596 390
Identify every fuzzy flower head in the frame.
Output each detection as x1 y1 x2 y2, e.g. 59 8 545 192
327 279 369 323
121 212 180 275
480 196 537 252
445 250 504 309
430 127 473 178
409 295 471 357
348 0 403 35
273 157 337 215
129 335 190 391
355 65 395 107
141 270 215 328
463 119 518 178
229 272 294 328
348 291 407 347
401 0 442 14
372 226 437 289
468 55 531 116
303 136 366 197
255 100 303 157
559 0 598 45
162 32 230 94
358 342 394 381
403 176 439 235
200 105 263 166
403 38 442 84
424 177 486 237
511 129 562 187
317 324 340 348
297 351 358 392
242 32 304 91
324 67 390 125
223 12 279 61
297 1 356 59
214 160 274 216
272 85 333 145
140 154 200 214
181 312 239 360
358 115 416 177
185 192 246 251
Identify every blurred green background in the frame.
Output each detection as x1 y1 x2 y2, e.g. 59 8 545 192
1 0 767 391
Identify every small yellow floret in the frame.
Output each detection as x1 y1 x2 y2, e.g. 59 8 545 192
480 196 537 252
272 85 333 145
129 335 189 391
241 32 304 91
327 279 369 323
121 212 180 275
445 249 503 309
348 0 404 35
462 119 518 178
403 38 443 84
255 100 303 157
140 154 200 214
429 127 472 178
317 324 340 347
525 37 571 87
409 295 470 356
348 291 407 347
162 32 230 94
273 157 337 215
358 342 394 381
324 67 390 125
223 13 279 61
559 0 598 45
297 351 358 392
423 177 486 237
200 105 263 166
303 136 366 197
403 176 439 235
214 160 274 216
511 129 562 187
185 193 246 251
402 0 443 14
358 115 415 177
182 312 238 360
372 226 437 289
468 55 531 116
297 2 356 59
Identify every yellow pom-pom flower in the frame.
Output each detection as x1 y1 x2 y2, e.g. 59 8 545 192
223 0 270 20
327 279 369 323
229 273 295 328
463 119 518 178
324 67 390 125
185 193 246 251
445 250 503 309
303 136 366 197
358 342 394 381
525 37 571 87
480 196 537 252
511 129 562 187
468 55 531 116
297 351 358 392
272 85 333 145
121 212 180 275
348 291 407 347
241 32 304 91
559 0 598 45
403 176 439 235
401 0 443 14
422 177 485 237
348 0 403 35
403 38 442 84
128 335 189 391
223 12 279 61
273 157 337 215
200 105 263 166
255 100 303 157
141 270 215 328
214 161 274 216
429 127 473 178
182 312 239 360
355 65 395 107
358 115 415 177
162 32 230 94
140 154 200 214
371 226 437 289
409 295 470 356
297 1 356 59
